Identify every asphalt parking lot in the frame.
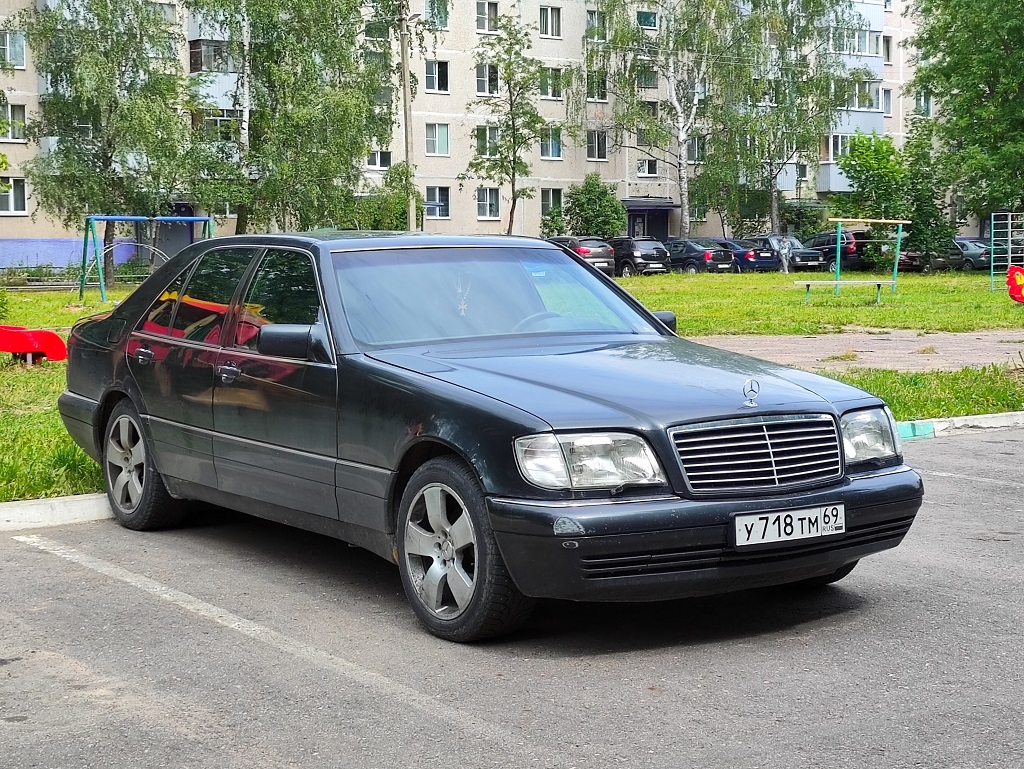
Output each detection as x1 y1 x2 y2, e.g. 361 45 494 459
2 428 1022 769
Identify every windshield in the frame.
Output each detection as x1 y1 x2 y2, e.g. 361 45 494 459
333 246 661 347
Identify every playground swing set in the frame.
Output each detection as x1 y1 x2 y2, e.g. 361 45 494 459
1 215 214 365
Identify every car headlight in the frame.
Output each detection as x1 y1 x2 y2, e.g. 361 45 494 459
841 407 901 469
514 432 667 490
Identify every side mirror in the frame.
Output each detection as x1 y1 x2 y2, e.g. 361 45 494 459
652 311 677 334
256 324 333 362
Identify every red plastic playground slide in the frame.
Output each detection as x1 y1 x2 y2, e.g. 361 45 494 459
0 325 68 364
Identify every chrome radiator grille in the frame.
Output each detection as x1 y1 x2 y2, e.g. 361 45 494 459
670 414 842 494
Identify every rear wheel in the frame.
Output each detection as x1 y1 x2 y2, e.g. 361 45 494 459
619 261 637 277
103 399 185 530
684 263 699 275
826 259 837 273
961 260 974 272
397 457 536 642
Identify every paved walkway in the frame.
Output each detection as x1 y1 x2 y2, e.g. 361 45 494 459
689 328 1024 372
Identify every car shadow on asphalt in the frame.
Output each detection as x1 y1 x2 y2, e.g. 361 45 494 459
173 504 869 653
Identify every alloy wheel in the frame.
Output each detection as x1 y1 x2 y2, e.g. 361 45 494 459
105 414 146 514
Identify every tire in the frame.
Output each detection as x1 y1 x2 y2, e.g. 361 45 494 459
684 263 699 275
826 259 837 273
397 456 536 642
961 260 974 272
102 399 185 530
796 560 859 588
733 264 742 274
619 261 636 278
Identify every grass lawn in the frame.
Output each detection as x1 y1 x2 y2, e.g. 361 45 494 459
0 276 1021 502
623 270 1021 336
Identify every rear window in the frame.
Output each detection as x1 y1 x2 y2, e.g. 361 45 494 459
734 240 758 248
690 239 721 249
635 239 666 251
579 239 608 248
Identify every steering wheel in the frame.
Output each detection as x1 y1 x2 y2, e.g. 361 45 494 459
512 311 562 333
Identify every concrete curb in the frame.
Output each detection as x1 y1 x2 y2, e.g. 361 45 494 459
2 412 1021 530
0 493 112 532
897 410 1024 442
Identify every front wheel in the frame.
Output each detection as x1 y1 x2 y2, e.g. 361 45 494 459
103 399 185 530
397 457 536 642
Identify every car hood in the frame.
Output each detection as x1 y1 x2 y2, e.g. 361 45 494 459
368 336 876 430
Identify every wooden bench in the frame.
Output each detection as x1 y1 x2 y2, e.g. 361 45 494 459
795 280 896 305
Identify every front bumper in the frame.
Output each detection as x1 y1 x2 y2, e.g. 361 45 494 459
487 466 923 602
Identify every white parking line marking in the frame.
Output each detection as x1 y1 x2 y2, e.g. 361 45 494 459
921 471 1024 489
12 534 543 759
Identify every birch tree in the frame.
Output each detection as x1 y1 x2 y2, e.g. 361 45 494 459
572 0 747 236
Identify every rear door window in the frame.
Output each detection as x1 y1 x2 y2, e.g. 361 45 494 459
235 249 323 350
170 248 257 344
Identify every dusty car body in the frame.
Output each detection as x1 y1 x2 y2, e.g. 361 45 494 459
60 233 924 641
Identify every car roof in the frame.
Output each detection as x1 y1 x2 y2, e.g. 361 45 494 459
193 232 552 252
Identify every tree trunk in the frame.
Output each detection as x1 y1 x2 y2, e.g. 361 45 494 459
103 220 116 286
235 201 249 235
677 156 691 237
506 185 517 235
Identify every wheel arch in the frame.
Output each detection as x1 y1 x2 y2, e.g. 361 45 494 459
387 439 477 535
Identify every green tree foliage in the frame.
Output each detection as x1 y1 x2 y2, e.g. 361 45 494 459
344 163 422 231
182 0 394 233
836 127 954 266
717 0 860 232
909 0 1024 215
836 133 909 220
574 0 746 236
539 208 567 238
457 9 549 235
10 1 211 282
562 173 627 240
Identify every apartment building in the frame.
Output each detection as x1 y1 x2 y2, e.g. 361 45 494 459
2 0 921 266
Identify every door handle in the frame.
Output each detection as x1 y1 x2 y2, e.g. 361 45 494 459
216 363 241 384
135 347 154 365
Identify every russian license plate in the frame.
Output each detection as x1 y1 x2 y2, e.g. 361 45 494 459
593 261 610 268
760 252 772 258
734 504 845 547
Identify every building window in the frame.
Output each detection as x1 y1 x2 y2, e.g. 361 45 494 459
425 123 450 155
882 35 893 64
146 1 176 23
915 93 933 117
847 81 880 111
189 40 235 73
201 109 241 141
424 0 449 29
477 187 500 219
586 130 607 160
836 29 880 55
586 71 607 101
1 104 26 141
0 177 28 214
881 88 893 116
425 60 449 92
425 186 450 218
637 67 658 89
636 10 657 29
475 125 499 157
540 67 562 99
0 31 26 68
636 128 651 147
477 1 498 32
689 204 708 223
540 127 562 159
884 0 893 9
367 150 392 169
476 64 499 96
637 158 657 176
829 134 853 160
586 10 606 41
686 136 706 163
795 162 808 181
644 101 658 118
539 6 561 37
540 188 562 216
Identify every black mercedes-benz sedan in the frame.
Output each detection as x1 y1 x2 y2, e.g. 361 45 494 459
59 233 923 641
